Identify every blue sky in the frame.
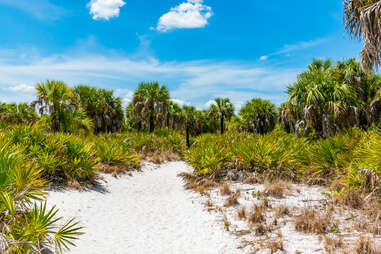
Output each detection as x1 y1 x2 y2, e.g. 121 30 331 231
0 0 363 109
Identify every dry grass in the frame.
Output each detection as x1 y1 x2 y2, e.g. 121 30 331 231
223 215 230 231
324 235 343 253
254 224 272 236
294 207 331 233
178 172 216 197
237 207 246 219
224 190 240 207
248 203 266 224
266 238 284 254
146 151 181 164
97 163 137 177
275 205 290 218
205 199 213 207
355 236 380 254
219 183 232 195
67 178 84 191
332 188 365 209
264 180 290 198
243 175 256 184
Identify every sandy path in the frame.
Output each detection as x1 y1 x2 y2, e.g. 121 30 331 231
47 161 243 254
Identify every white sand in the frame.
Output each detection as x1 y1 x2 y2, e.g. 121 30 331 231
47 162 246 254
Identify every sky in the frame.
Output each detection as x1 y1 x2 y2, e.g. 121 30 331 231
0 0 364 110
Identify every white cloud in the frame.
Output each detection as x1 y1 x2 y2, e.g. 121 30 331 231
88 0 126 20
0 47 299 107
260 39 326 60
171 98 188 107
259 55 268 61
115 88 133 106
8 83 35 92
157 0 212 32
204 100 216 108
0 0 65 20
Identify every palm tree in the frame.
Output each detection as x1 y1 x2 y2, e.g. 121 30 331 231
31 80 93 133
182 105 196 148
75 85 124 133
282 58 381 137
0 103 38 124
209 98 234 134
344 0 381 70
239 98 277 134
132 82 170 133
167 101 184 131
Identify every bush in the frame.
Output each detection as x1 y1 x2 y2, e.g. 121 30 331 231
0 141 82 253
1 125 97 183
95 138 141 169
185 130 305 180
343 128 380 191
238 98 277 134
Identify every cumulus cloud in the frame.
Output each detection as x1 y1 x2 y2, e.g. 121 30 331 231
88 0 126 20
115 88 133 106
204 100 216 108
171 98 188 107
157 0 212 32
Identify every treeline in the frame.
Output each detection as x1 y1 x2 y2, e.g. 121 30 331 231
1 58 380 142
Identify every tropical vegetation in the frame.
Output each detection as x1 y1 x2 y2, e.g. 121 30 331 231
0 57 380 252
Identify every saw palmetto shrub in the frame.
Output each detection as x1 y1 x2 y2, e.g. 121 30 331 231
185 129 306 180
0 141 82 253
302 128 363 185
1 125 97 183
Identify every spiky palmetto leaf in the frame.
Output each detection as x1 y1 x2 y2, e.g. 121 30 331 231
344 0 381 70
54 218 83 253
0 139 82 254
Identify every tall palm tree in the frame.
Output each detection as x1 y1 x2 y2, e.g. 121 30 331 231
282 58 381 137
344 0 381 70
31 80 93 133
182 105 196 148
167 101 184 131
209 98 234 134
75 85 123 133
132 82 170 133
239 98 277 134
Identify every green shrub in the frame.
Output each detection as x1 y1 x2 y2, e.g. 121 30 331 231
58 134 97 181
0 126 97 183
0 141 82 253
343 128 380 190
304 129 363 184
95 138 141 169
186 130 305 180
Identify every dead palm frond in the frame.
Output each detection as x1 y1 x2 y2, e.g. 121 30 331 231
344 0 381 70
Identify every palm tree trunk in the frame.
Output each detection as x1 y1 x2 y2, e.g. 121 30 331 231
137 121 142 132
166 113 170 129
186 124 190 148
220 115 224 135
149 113 155 133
